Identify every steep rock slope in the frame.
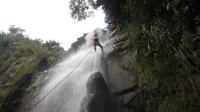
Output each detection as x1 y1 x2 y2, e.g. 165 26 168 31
0 29 65 112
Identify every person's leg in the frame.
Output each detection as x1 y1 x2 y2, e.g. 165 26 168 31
94 45 96 51
98 43 103 50
96 43 103 51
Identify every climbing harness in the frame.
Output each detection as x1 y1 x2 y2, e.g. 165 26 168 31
26 49 92 112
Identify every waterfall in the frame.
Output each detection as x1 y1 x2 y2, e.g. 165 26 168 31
30 30 113 112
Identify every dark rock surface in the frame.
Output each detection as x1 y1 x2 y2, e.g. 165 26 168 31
0 73 34 112
80 71 119 112
63 34 87 59
100 33 142 112
0 57 52 112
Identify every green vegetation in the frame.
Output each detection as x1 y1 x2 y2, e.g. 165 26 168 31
0 25 64 109
70 0 200 111
157 93 200 112
122 1 200 111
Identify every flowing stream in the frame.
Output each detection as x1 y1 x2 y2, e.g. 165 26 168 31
30 31 112 112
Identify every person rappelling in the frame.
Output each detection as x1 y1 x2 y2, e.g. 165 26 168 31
93 33 103 51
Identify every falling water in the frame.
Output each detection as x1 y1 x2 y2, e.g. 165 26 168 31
30 30 112 112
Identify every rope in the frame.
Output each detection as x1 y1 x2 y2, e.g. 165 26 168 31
26 49 92 112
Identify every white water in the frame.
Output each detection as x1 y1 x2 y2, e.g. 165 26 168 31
31 30 112 112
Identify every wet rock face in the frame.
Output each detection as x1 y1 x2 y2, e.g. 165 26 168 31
71 35 86 51
86 72 109 94
80 72 118 112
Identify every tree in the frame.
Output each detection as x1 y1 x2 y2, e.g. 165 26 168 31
69 0 125 26
0 34 10 48
9 25 25 36
69 0 107 21
44 40 60 50
69 0 90 21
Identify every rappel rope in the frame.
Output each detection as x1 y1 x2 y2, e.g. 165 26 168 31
26 49 92 112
